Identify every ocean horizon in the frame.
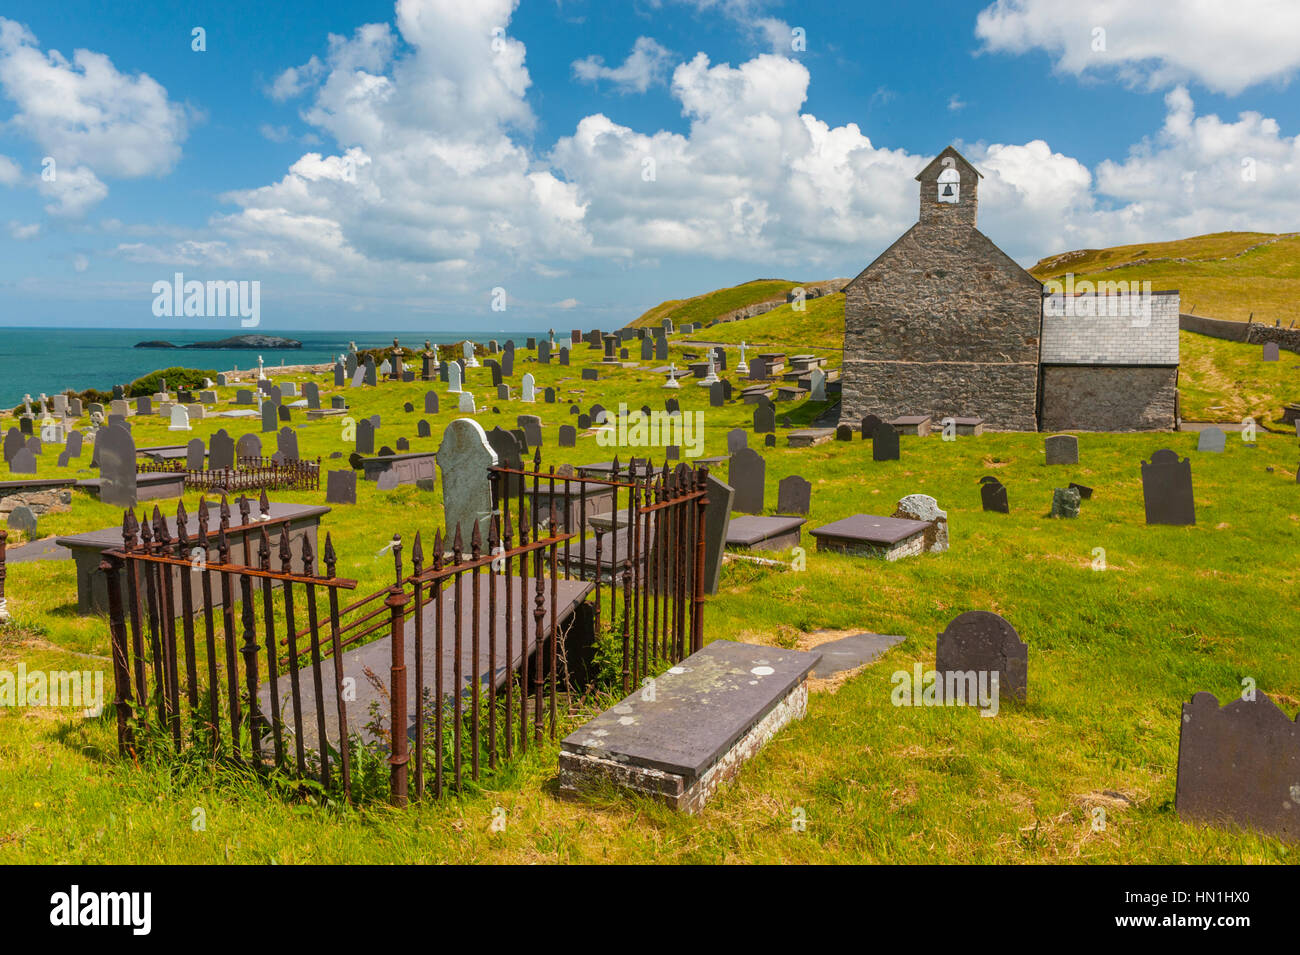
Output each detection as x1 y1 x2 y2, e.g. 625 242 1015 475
0 326 549 408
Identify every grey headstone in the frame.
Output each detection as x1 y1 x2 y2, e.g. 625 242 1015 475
356 418 376 455
186 438 206 471
702 471 734 596
1044 434 1079 465
3 428 23 463
334 363 345 387
558 424 576 448
1262 341 1280 361
726 428 748 454
753 403 775 434
710 381 724 407
1050 486 1081 519
437 418 498 544
96 423 138 507
559 347 569 366
235 433 262 460
325 469 357 504
582 368 597 381
1196 427 1226 452
424 391 440 415
979 476 1008 514
8 447 37 474
6 504 38 536
517 414 543 449
417 419 432 438
730 447 765 514
65 430 83 458
777 475 811 516
209 429 235 472
364 356 378 387
304 382 321 409
277 426 299 461
1141 449 1195 526
935 611 1027 705
872 422 899 461
261 401 278 433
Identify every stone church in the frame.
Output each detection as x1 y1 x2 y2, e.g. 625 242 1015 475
839 146 1179 432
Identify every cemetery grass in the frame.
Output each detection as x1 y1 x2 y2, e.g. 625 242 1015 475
628 279 803 329
1 341 1297 863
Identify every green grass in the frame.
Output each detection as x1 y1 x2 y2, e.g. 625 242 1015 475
1 331 1297 863
1030 230 1300 325
627 279 804 329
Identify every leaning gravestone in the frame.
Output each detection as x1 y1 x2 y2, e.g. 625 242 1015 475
209 429 235 472
325 469 357 504
96 423 138 508
730 448 766 514
437 418 498 543
872 421 900 461
935 611 1028 706
776 476 811 516
979 476 1008 514
185 438 205 471
1044 434 1078 465
1196 427 1226 453
1174 690 1300 844
702 471 734 596
6 505 38 537
1141 449 1195 526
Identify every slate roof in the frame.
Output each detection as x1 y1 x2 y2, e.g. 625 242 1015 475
1039 291 1180 366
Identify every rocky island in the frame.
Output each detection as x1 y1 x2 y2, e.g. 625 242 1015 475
134 334 303 349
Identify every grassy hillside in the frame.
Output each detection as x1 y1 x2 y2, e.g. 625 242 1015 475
1030 231 1300 325
627 279 803 329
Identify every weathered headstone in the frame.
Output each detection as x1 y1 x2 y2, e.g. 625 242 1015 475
96 423 138 507
325 469 357 504
1141 449 1195 526
1262 341 1280 361
521 373 536 403
860 414 883 439
558 424 576 448
730 448 766 514
892 494 948 552
236 433 262 460
935 611 1027 706
185 438 205 471
1044 434 1078 465
8 447 37 474
437 418 498 543
1050 486 1081 519
169 405 191 431
304 382 321 409
835 424 853 441
209 429 235 472
776 476 811 516
458 392 476 414
1196 427 1226 453
6 504 38 537
277 426 299 461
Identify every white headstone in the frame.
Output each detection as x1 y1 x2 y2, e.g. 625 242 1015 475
458 391 476 413
521 373 536 403
809 367 826 401
168 405 191 431
436 417 498 544
447 361 463 393
663 363 681 388
463 340 479 367
737 341 749 374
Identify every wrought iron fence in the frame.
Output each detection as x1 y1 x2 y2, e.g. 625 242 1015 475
101 453 710 805
136 455 321 492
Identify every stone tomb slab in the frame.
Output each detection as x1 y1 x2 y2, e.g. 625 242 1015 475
809 514 930 560
725 515 805 551
890 415 931 437
558 639 821 814
808 632 906 680
785 428 835 448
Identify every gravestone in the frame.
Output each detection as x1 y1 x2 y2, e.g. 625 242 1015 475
169 405 191 431
538 341 551 364
26 436 43 456
1262 341 1280 361
6 504 37 537
578 414 591 430
261 402 278 433
1141 449 1195 526
1174 691 1300 844
641 339 653 361
278 405 291 423
485 359 503 387
809 368 826 402
518 414 543 448
776 476 811 516
655 334 668 362
136 396 152 416
764 434 776 448
1068 482 1093 500
417 419 432 438
559 424 576 448
559 347 569 366
979 476 1008 514
835 424 853 441
334 363 345 387
935 611 1028 705
1044 434 1078 465
65 431 84 458
209 429 235 472
3 428 23 464
1050 486 1081 519
356 419 376 455
325 469 357 504
753 404 775 434
748 357 767 380
544 387 555 404
331 395 347 410
185 438 205 471
501 349 514 377
860 414 883 439
710 381 724 407
396 438 410 452
235 433 261 459
424 391 439 414
8 447 37 474
350 366 366 389
892 494 948 552
277 426 299 461
521 373 536 402
872 422 899 461
447 361 463 393
302 382 321 410
364 356 378 387
1196 427 1226 453
730 448 766 514
19 417 33 436
581 368 597 381
96 423 138 507
458 392 476 414
702 471 734 596
437 418 498 543
497 384 510 401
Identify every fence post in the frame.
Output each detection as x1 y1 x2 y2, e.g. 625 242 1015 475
387 533 409 807
692 466 709 655
100 554 135 756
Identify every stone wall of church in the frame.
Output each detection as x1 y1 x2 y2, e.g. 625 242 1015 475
1039 366 1178 431
839 226 1043 431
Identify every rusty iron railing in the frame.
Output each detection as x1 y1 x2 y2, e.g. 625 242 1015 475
136 455 321 492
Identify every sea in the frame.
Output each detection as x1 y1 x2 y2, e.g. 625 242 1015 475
0 327 545 408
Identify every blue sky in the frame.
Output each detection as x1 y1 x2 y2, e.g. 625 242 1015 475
1 0 1298 332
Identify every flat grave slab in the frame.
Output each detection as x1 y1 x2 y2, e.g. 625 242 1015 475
810 514 931 560
559 639 821 813
257 574 595 750
807 632 905 679
305 407 348 420
55 501 330 615
890 415 932 437
785 428 834 448
78 471 187 502
724 515 806 551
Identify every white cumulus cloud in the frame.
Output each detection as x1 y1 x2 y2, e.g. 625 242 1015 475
573 37 673 93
